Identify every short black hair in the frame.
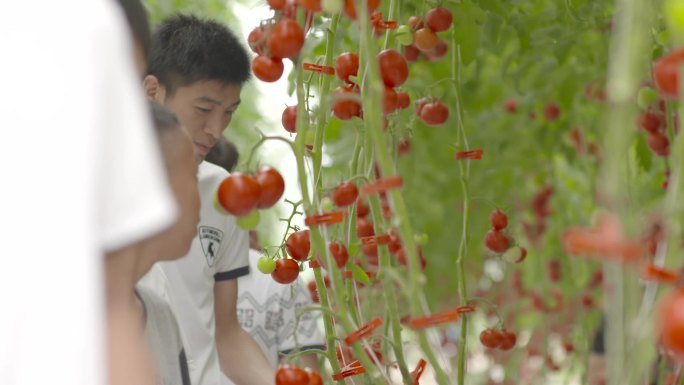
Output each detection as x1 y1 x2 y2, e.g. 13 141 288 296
205 137 239 172
116 0 151 58
148 14 251 95
149 102 181 136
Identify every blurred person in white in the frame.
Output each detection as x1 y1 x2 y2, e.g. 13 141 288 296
0 1 178 385
205 139 325 380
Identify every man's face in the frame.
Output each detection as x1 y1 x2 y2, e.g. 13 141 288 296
145 78 242 163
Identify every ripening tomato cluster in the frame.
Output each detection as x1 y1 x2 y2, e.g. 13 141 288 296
522 185 553 246
484 209 527 264
215 167 285 226
479 328 517 351
275 364 323 385
401 7 452 63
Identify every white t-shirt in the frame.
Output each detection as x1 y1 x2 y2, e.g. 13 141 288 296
235 250 325 367
0 1 177 384
141 162 250 385
136 286 191 385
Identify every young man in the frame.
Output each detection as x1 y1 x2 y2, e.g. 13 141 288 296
206 139 324 376
0 1 177 385
141 15 274 385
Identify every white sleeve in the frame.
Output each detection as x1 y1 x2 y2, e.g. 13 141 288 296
95 17 177 252
213 218 250 281
277 279 326 354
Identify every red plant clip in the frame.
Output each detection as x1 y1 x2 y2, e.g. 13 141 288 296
370 11 397 29
641 263 680 284
308 260 321 269
455 148 484 160
360 234 392 245
303 62 335 75
331 360 366 380
410 359 427 385
405 306 473 329
344 317 383 345
363 176 404 195
304 211 345 226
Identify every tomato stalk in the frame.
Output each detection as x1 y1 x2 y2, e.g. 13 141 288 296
601 0 657 383
357 0 451 384
450 28 472 385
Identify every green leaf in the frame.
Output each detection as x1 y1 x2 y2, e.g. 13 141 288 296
350 263 371 285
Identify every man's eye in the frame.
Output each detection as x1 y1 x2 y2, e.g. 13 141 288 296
196 106 211 113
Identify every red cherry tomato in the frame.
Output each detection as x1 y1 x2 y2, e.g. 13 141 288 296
648 131 670 157
484 230 510 253
480 329 503 348
275 365 309 385
255 167 285 209
656 288 684 355
252 55 284 83
378 49 409 88
305 369 323 385
544 102 561 121
267 18 305 60
356 197 370 217
654 48 684 99
332 181 359 207
383 86 399 114
414 28 438 51
490 209 508 231
268 0 286 10
426 40 448 61
404 44 421 63
636 111 663 134
248 25 268 55
357 217 375 237
418 100 449 125
504 99 517 113
408 16 424 30
328 242 349 268
282 105 298 133
286 230 311 261
298 0 322 12
331 86 362 120
499 331 517 350
425 7 453 32
335 52 359 85
271 259 300 284
396 92 410 109
217 173 261 217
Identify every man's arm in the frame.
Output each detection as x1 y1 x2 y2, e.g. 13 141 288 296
215 279 275 385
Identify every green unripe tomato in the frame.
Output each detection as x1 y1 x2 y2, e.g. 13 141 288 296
320 197 334 212
637 87 659 110
257 257 276 274
322 0 342 14
236 210 260 230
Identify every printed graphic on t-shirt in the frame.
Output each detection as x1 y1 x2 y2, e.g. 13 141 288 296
199 226 223 267
236 287 319 350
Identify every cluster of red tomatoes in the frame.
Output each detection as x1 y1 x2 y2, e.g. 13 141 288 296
215 167 285 221
275 364 323 385
402 8 452 63
484 209 527 264
479 328 517 351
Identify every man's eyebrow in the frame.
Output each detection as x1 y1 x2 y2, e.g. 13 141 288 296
228 99 241 109
196 96 222 105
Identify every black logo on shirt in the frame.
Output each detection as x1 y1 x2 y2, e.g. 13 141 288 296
199 226 223 267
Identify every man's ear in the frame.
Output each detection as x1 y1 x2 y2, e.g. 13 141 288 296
143 75 166 102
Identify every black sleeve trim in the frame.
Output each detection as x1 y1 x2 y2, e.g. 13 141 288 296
179 349 191 385
279 344 327 356
214 265 250 281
